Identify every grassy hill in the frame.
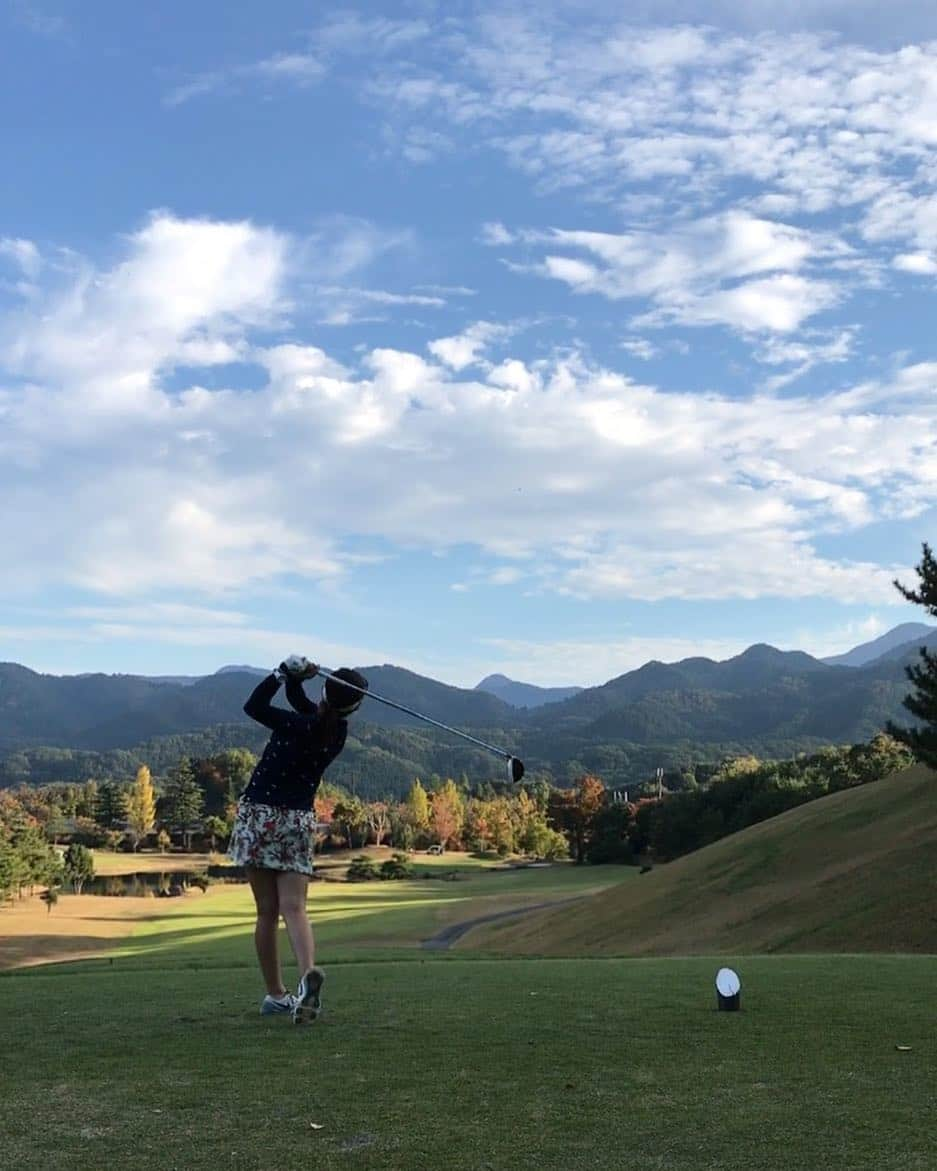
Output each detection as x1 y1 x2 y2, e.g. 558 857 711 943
464 763 937 957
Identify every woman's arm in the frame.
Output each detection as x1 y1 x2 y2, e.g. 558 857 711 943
285 676 317 715
243 673 292 730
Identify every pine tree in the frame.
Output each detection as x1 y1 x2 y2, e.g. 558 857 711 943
96 781 128 830
0 835 17 902
889 543 937 768
160 758 205 850
124 765 157 851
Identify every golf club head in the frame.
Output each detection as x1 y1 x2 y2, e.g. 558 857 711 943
508 756 525 783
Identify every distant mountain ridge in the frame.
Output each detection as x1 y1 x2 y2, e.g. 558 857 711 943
475 674 583 709
822 623 937 667
0 625 927 788
0 662 516 753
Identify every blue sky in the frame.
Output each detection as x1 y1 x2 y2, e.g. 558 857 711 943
1 0 936 687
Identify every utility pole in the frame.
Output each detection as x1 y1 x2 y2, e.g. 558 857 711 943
656 767 663 799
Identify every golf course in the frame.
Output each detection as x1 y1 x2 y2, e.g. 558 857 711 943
2 766 936 1170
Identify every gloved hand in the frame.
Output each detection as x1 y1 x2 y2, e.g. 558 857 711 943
277 654 319 681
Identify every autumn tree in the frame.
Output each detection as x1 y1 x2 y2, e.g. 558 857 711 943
333 796 368 849
484 796 515 856
314 783 341 845
549 774 606 864
515 788 567 859
463 799 493 852
889 542 937 767
405 779 431 835
430 779 464 849
366 801 391 847
124 765 157 851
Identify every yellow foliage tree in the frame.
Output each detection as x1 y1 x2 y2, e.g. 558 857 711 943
124 765 157 852
405 778 431 832
430 779 465 849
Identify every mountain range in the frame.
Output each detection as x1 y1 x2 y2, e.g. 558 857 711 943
1 623 934 790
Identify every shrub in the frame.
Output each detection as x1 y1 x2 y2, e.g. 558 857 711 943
379 852 414 880
346 855 378 882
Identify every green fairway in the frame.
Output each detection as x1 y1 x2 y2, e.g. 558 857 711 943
86 862 613 969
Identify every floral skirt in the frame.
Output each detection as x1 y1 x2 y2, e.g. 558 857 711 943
228 800 317 876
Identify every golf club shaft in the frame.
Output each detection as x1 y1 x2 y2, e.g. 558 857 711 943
318 667 515 762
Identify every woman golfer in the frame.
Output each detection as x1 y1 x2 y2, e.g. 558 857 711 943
229 656 368 1024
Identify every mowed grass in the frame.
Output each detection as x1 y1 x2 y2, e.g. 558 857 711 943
3 828 937 1169
0 851 602 972
468 764 937 957
0 860 611 973
2 951 936 1170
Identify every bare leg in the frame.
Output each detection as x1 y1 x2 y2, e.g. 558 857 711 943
276 870 315 976
247 867 286 996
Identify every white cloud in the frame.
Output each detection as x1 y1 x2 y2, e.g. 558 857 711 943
341 288 445 307
1 215 934 612
164 13 429 107
370 19 937 260
1 214 285 401
416 284 478 297
756 328 856 389
165 50 324 107
515 212 844 335
796 613 889 660
621 338 658 361
480 222 515 246
254 53 323 82
428 321 508 370
0 603 388 676
667 273 840 334
0 237 40 280
893 252 937 275
312 13 431 56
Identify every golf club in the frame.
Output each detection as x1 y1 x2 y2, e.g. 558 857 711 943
317 666 525 783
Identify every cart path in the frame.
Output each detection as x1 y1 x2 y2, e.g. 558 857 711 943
421 896 585 951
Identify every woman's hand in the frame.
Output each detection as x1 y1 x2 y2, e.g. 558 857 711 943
279 654 319 680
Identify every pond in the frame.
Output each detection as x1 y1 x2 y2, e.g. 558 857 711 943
84 871 208 897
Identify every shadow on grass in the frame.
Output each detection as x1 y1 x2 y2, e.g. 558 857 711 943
2 867 620 980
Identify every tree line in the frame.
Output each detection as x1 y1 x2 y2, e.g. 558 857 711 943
0 730 918 905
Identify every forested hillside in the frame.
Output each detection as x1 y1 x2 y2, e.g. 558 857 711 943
0 641 924 793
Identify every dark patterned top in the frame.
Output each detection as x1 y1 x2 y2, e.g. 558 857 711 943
241 674 347 811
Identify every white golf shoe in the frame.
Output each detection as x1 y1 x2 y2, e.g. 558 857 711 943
260 992 297 1016
292 967 325 1025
